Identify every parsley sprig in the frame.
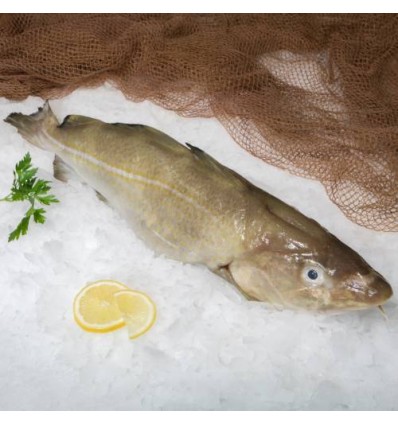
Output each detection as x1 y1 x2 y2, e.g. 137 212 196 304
0 152 59 241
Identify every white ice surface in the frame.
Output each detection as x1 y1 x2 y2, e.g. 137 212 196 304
0 84 397 411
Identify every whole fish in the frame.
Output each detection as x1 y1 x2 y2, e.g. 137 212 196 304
5 102 393 311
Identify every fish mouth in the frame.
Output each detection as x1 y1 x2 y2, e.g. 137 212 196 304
341 273 393 308
369 277 393 306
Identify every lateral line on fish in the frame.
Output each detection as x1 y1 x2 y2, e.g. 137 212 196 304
151 228 180 249
43 131 213 215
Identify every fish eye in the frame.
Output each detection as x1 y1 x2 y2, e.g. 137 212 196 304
302 264 325 286
307 269 318 280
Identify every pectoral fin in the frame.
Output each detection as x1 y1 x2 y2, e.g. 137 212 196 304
213 264 257 301
228 260 284 309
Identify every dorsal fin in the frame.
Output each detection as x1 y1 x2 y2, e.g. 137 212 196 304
186 143 205 156
59 114 100 128
111 122 145 129
185 143 250 189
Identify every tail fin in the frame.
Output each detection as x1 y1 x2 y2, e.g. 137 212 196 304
4 101 59 150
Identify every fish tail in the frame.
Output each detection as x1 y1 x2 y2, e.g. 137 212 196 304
4 101 59 150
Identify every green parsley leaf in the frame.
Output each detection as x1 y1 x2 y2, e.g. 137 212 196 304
1 152 59 241
33 208 46 224
8 216 31 242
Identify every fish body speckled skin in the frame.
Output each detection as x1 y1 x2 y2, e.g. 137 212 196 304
4 103 393 311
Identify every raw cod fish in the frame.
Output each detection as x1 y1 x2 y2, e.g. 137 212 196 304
5 102 393 311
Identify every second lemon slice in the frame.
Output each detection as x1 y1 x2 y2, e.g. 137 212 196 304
114 290 156 339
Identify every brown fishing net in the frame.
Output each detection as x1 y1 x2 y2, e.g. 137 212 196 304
0 13 397 231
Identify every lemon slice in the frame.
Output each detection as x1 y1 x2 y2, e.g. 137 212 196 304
114 290 156 339
73 280 128 333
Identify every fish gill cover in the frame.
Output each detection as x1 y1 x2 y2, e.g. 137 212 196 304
0 13 397 231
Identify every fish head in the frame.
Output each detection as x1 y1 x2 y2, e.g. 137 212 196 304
228 234 393 311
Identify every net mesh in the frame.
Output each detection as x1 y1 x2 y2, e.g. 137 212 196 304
0 13 397 231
